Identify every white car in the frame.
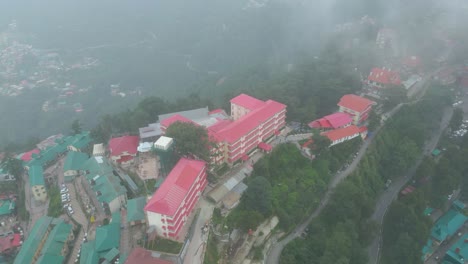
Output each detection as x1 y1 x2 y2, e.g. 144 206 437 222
68 207 74 214
60 188 68 194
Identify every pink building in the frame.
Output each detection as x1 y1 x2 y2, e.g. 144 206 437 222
337 94 375 125
144 158 207 240
210 94 287 164
308 112 353 130
157 94 287 165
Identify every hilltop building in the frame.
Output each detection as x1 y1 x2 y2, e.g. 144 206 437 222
63 151 88 182
337 94 375 125
29 166 47 202
321 125 367 146
308 112 353 130
367 67 401 89
108 136 140 165
145 158 207 240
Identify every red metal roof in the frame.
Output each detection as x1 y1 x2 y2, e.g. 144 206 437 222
230 93 265 110
338 94 375 113
144 158 206 216
302 139 314 148
216 100 286 143
322 125 360 142
208 108 225 115
258 142 272 152
368 68 401 85
108 136 139 157
359 126 368 133
117 155 134 163
125 247 173 264
308 112 353 129
20 148 40 162
11 234 20 247
160 114 195 128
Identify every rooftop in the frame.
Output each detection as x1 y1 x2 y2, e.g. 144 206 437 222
145 158 206 216
368 67 401 85
160 114 195 128
29 165 45 186
308 112 353 129
322 125 361 142
338 94 375 113
0 200 15 216
127 197 146 222
158 107 209 124
108 136 140 157
92 143 106 156
216 99 286 143
444 233 468 264
14 216 54 264
431 209 468 242
63 151 89 172
95 223 120 252
230 94 265 110
38 221 72 259
20 148 40 162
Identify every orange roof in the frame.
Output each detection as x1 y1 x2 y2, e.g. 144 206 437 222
338 94 375 113
322 125 360 142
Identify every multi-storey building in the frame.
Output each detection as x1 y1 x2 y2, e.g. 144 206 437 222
337 94 375 125
144 158 207 240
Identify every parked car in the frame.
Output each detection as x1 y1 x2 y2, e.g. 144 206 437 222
60 188 68 194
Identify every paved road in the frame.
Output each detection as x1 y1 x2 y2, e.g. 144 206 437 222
183 198 214 264
366 107 453 264
265 108 399 264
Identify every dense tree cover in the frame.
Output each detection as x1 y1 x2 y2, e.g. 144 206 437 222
449 108 463 132
280 87 447 264
71 119 83 135
90 93 212 143
165 121 212 163
227 137 362 232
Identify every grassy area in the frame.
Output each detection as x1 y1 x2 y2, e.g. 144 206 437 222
145 179 157 194
17 184 29 221
203 233 220 264
47 186 63 217
0 181 17 193
145 237 183 254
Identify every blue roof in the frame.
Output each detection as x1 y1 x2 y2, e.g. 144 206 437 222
431 209 468 242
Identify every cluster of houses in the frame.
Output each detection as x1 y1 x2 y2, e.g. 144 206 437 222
308 94 374 146
422 201 468 264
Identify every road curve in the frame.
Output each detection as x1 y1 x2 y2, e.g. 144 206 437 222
366 107 453 264
265 108 394 264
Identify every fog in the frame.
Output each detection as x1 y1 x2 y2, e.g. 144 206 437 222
0 0 467 147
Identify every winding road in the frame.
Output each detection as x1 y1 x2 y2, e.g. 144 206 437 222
265 105 399 264
366 106 453 264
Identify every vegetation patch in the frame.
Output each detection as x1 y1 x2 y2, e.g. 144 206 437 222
47 186 63 217
145 237 183 254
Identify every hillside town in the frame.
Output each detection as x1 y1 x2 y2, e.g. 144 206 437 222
1 7 468 264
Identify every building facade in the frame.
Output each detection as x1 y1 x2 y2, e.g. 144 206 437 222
337 94 375 125
145 158 207 240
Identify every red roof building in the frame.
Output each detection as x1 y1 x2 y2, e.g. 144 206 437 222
20 149 40 162
402 56 422 69
156 94 286 165
308 112 353 130
108 136 140 165
367 67 401 88
144 158 207 240
125 247 173 264
337 95 375 125
322 125 367 146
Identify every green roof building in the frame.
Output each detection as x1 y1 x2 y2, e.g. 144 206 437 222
80 222 121 264
29 166 45 186
68 132 92 152
444 233 468 264
64 151 89 182
14 217 54 264
15 217 73 264
29 166 47 202
431 209 468 243
127 197 146 224
83 156 127 214
453 200 466 211
0 200 15 216
80 241 99 264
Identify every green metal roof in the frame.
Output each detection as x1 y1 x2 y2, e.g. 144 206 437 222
453 200 466 210
70 132 91 150
432 149 441 156
103 247 119 262
424 207 434 216
127 197 146 222
431 209 468 242
0 200 14 216
40 221 72 257
36 254 65 264
14 216 54 264
444 233 468 264
95 223 120 253
63 151 89 172
80 241 99 264
83 156 114 177
28 165 45 186
111 211 121 224
93 174 126 204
